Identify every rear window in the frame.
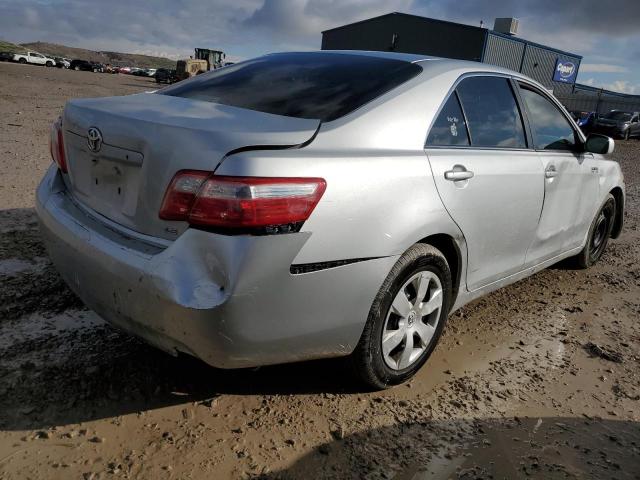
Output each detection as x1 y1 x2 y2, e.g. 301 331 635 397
159 52 422 122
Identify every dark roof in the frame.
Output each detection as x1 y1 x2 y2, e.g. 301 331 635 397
322 12 582 60
321 12 482 35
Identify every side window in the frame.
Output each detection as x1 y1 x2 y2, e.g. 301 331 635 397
456 76 527 148
425 92 470 146
518 85 577 151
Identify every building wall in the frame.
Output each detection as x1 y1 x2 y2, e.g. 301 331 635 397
520 44 580 96
322 14 588 99
556 88 640 114
483 33 581 96
321 14 485 62
483 34 524 71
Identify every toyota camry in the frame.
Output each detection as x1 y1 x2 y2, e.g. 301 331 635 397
37 51 625 389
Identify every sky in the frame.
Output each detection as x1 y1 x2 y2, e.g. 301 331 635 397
1 0 638 94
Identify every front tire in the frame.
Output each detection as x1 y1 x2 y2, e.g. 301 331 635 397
18 58 27 64
624 129 630 140
351 244 452 390
574 194 616 269
45 61 53 67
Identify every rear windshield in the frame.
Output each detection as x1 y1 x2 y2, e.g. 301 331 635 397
158 52 422 122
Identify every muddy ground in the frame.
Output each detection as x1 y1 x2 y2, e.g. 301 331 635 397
0 61 639 479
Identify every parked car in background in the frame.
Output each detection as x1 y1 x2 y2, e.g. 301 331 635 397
118 66 131 74
55 57 71 68
37 51 624 390
13 51 56 67
131 68 148 76
0 51 14 62
593 110 640 140
70 59 103 72
570 111 598 135
145 68 157 77
155 68 177 84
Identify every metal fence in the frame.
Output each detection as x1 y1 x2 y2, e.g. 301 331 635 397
556 86 640 114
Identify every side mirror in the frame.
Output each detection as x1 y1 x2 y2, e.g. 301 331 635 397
585 133 614 155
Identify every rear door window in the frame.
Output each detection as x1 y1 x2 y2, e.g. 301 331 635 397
518 85 577 151
425 92 470 146
456 76 527 148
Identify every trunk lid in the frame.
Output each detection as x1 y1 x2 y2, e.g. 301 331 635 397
61 93 320 240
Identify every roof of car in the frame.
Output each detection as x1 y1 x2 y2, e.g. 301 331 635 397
265 50 549 93
316 49 437 63
277 50 518 72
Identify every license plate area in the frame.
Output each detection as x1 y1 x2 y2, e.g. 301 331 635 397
88 159 140 216
66 131 144 219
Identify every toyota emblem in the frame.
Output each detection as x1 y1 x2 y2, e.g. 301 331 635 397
87 127 103 152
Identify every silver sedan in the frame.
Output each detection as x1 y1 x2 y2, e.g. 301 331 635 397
37 51 625 389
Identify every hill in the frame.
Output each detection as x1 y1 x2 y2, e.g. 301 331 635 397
0 40 27 53
19 41 176 69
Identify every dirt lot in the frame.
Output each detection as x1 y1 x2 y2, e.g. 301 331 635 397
0 61 639 479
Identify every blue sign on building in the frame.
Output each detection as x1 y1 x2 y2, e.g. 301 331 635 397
553 58 578 84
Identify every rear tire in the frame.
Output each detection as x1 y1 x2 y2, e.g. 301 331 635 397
573 194 616 269
74 66 80 71
18 58 27 64
351 244 452 390
45 61 53 67
624 129 630 140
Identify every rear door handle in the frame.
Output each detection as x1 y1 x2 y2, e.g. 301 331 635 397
444 168 474 181
545 164 558 178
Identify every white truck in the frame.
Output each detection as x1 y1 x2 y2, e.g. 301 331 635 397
13 51 56 67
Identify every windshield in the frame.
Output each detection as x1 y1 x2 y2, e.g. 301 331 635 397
159 52 422 122
603 111 632 121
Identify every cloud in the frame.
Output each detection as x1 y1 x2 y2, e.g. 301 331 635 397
604 80 639 95
580 78 639 95
580 64 628 73
0 0 638 90
243 0 412 47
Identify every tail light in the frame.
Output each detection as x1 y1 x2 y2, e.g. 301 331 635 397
159 171 326 233
49 117 67 173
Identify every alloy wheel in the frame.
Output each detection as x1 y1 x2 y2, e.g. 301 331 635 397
382 271 443 370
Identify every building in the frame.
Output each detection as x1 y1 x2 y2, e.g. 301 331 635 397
321 12 582 97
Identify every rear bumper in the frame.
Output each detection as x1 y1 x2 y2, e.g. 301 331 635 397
36 166 397 368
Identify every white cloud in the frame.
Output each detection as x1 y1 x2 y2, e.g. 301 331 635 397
605 80 639 95
580 78 639 94
580 63 627 73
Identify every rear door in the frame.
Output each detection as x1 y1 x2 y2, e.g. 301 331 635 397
425 75 544 291
30 53 45 65
517 82 599 263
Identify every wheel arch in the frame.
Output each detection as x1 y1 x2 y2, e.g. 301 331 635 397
610 186 624 239
416 233 462 310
